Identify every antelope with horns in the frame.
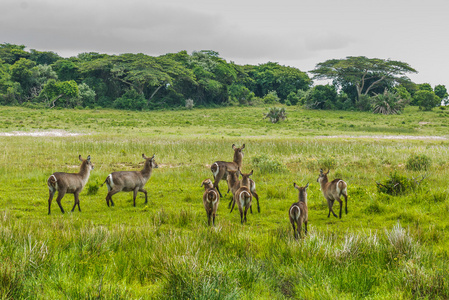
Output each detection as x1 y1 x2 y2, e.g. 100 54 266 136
102 154 158 207
317 169 348 219
201 178 220 226
210 144 244 197
47 155 94 215
226 169 259 213
230 170 253 224
289 183 309 239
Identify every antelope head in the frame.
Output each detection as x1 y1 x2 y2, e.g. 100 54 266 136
142 153 158 169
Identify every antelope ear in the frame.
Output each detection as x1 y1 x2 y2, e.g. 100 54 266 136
305 182 309 190
232 144 236 150
201 182 204 187
249 170 253 176
320 169 323 174
293 182 299 189
326 169 330 175
151 154 155 159
241 144 245 150
87 155 91 162
142 153 147 159
79 155 83 161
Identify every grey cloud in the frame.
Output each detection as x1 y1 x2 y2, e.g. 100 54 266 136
0 0 312 62
305 32 355 52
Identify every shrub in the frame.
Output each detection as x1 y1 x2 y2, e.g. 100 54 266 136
372 90 408 115
264 107 286 123
406 154 432 171
228 84 254 105
414 90 440 111
304 84 337 110
251 154 287 174
356 94 372 111
286 91 300 105
113 88 146 110
263 91 280 104
376 172 419 196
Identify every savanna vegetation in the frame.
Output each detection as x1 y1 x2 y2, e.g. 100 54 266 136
1 105 449 299
1 43 448 114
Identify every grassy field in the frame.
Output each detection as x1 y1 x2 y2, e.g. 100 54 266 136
0 105 448 299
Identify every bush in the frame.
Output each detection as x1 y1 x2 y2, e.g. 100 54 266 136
286 91 300 105
228 84 254 105
406 154 432 171
376 172 420 196
304 84 337 110
113 88 146 110
356 94 372 111
264 107 286 123
414 90 440 111
372 90 408 115
263 91 280 104
251 154 287 174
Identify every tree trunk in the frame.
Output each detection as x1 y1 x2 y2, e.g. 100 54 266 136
147 85 164 104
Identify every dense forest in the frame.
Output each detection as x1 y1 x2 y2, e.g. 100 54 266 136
0 43 447 112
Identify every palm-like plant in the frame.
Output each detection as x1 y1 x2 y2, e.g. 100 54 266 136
372 90 408 115
264 107 287 123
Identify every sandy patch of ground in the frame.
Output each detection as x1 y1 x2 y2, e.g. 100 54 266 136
0 130 84 137
317 135 447 140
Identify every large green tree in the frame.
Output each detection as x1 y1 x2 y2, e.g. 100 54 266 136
434 84 448 105
310 57 417 105
247 62 311 101
0 43 29 64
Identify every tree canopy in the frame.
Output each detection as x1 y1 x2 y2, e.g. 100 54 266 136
0 44 445 112
310 56 418 104
0 43 313 109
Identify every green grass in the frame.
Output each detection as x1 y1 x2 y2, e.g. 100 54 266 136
0 105 448 299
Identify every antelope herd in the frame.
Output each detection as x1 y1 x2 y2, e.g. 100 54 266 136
46 144 349 239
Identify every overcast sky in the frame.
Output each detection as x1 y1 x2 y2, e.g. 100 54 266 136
1 0 449 88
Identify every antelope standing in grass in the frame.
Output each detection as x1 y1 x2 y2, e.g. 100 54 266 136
317 169 348 219
230 170 253 224
47 155 94 215
201 178 220 226
210 144 244 197
289 183 309 239
226 169 259 213
102 154 158 207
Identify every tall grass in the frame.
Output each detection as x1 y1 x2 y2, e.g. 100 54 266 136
0 106 448 298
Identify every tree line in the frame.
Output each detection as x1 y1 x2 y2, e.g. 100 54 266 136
0 43 447 113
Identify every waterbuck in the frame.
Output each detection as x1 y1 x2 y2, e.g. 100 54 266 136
289 183 309 239
230 170 253 224
201 178 220 226
47 155 94 215
103 154 158 207
226 169 259 213
210 144 244 197
317 169 348 219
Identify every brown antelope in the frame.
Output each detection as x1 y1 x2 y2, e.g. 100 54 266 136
227 169 259 213
201 178 220 226
102 154 158 207
231 170 253 224
210 144 244 197
317 169 348 219
47 155 94 215
289 183 309 239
